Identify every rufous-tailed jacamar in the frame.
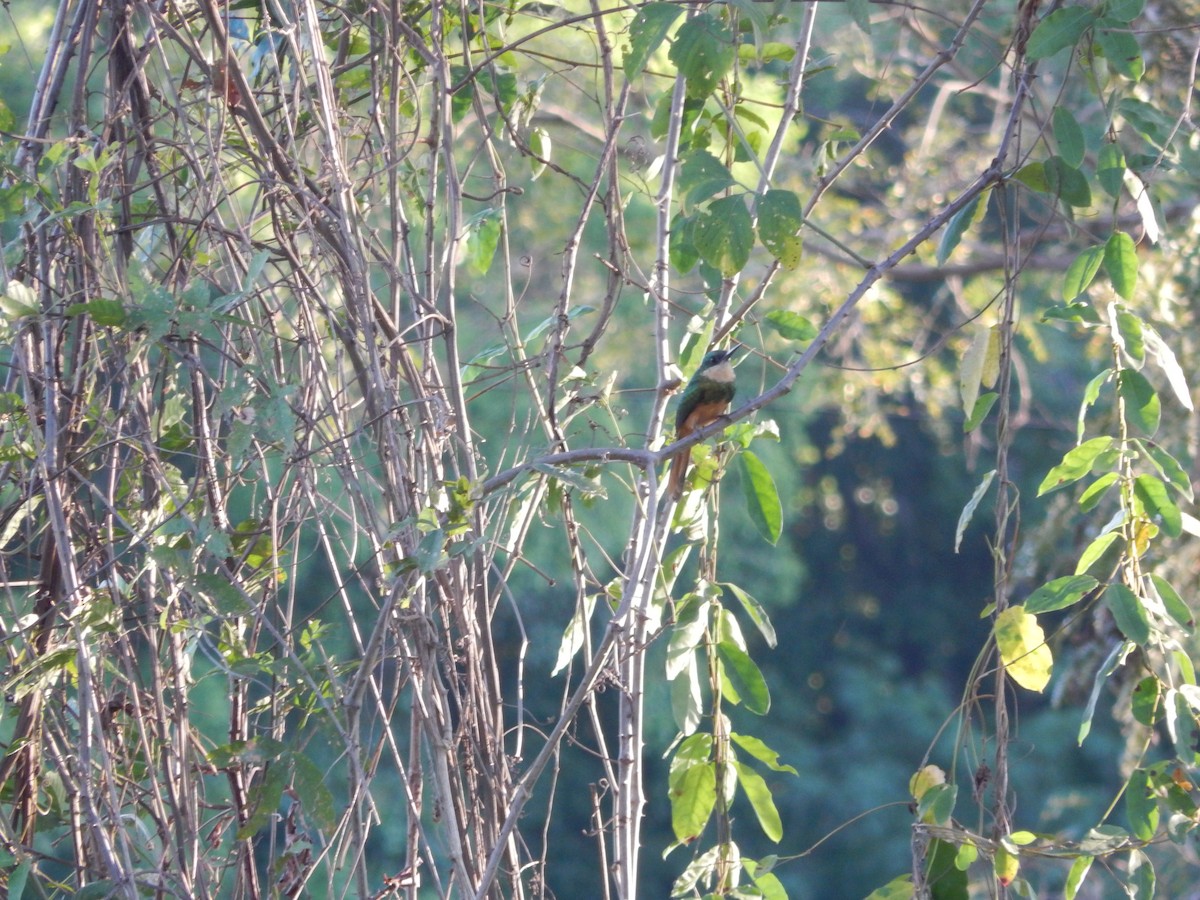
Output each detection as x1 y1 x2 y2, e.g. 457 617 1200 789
668 346 740 498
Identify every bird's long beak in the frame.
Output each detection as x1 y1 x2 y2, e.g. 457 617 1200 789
721 345 743 362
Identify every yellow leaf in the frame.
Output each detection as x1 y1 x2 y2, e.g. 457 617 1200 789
909 764 946 802
995 606 1053 692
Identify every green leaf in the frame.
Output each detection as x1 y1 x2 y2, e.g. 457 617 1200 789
6 859 30 900
763 309 816 343
864 875 915 900
1079 643 1131 744
1118 368 1160 435
1105 583 1151 645
669 13 735 98
1127 849 1155 899
955 842 978 871
955 468 996 553
757 189 804 269
1075 530 1121 575
1131 676 1162 726
1096 22 1144 81
718 639 771 714
1150 574 1193 631
1026 6 1095 60
1063 246 1106 303
670 213 700 274
963 392 999 433
995 606 1053 693
1046 156 1092 208
927 838 970 899
737 450 782 544
1104 231 1138 300
463 208 501 276
732 760 783 841
1134 474 1181 538
1105 0 1144 22
291 752 337 831
669 760 716 842
730 733 797 774
937 192 984 265
1143 327 1195 413
1037 436 1114 495
1077 368 1113 440
1097 143 1126 197
725 583 778 647
1126 768 1160 841
528 127 550 180
670 656 703 734
1118 98 1173 149
1079 471 1120 512
1012 161 1049 193
1053 108 1086 167
65 298 127 327
1026 575 1099 614
1115 309 1145 364
624 2 683 79
678 149 736 208
694 196 753 276
917 783 957 827
1065 855 1093 900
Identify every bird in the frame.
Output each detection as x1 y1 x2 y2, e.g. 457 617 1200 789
668 346 740 498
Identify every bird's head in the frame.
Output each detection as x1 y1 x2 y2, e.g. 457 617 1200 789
698 346 741 371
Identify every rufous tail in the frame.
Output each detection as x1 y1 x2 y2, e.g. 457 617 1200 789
668 449 689 498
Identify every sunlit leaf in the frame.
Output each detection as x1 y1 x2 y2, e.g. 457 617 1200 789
995 606 1053 692
694 196 753 276
718 639 771 714
738 450 782 544
863 875 914 900
1096 22 1144 81
1037 436 1114 495
1104 231 1138 300
624 2 683 79
1118 368 1159 435
1132 676 1163 726
1149 574 1193 631
1114 309 1145 364
1079 472 1119 512
668 760 716 843
732 760 783 841
669 13 735 98
1143 328 1194 412
1134 474 1181 537
994 843 1020 887
763 309 816 343
463 208 501 276
1075 530 1120 575
1064 245 1106 303
1025 575 1098 614
730 733 797 773
725 583 777 647
757 189 804 268
955 468 995 552
678 149 736 208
